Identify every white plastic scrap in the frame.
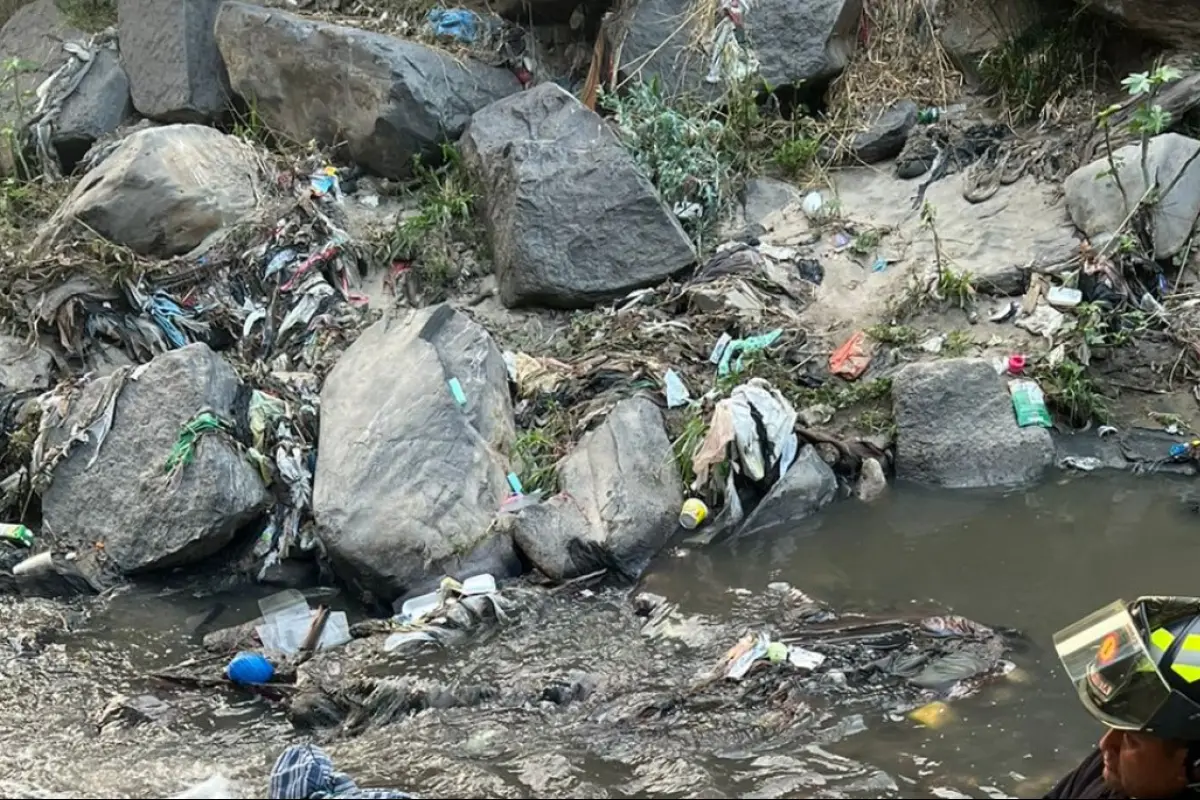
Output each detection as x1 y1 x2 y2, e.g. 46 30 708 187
664 369 691 408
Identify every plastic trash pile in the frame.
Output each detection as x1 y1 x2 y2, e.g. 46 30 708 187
686 378 800 536
381 574 508 653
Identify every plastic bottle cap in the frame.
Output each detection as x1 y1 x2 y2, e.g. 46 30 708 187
1007 355 1026 374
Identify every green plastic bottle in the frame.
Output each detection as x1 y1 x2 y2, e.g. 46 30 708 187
1009 379 1053 428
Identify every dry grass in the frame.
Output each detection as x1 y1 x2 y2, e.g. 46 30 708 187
824 0 962 135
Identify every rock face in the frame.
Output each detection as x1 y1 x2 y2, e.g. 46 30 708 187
53 46 136 171
507 396 683 581
215 2 520 180
1064 133 1200 260
116 0 230 122
1089 0 1200 49
41 344 271 573
616 0 861 101
40 124 263 257
893 358 1055 489
0 335 53 393
0 0 83 172
313 305 520 604
460 83 696 308
739 445 837 534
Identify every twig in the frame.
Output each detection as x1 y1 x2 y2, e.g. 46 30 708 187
551 567 607 593
295 605 330 667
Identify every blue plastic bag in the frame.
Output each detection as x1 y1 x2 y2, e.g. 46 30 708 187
227 651 275 684
426 8 480 43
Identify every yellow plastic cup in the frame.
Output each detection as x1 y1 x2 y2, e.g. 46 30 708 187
679 498 709 530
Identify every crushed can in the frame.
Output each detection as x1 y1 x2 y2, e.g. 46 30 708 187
678 498 709 530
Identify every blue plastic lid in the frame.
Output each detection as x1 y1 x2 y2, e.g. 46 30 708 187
226 651 275 685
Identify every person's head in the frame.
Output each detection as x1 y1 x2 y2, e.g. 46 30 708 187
1098 726 1191 797
1054 597 1200 797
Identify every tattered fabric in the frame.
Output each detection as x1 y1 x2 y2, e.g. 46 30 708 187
268 744 414 799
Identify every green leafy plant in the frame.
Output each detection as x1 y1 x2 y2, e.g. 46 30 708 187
1034 356 1108 427
380 143 477 298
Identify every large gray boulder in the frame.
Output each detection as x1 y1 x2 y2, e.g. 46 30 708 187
36 124 264 257
215 2 520 179
41 344 271 573
893 358 1055 489
1064 133 1200 261
116 0 229 122
505 396 683 581
615 0 861 102
460 83 696 308
738 445 837 535
313 305 520 604
52 45 136 171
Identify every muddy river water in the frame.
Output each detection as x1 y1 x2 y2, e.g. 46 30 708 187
1 472 1196 799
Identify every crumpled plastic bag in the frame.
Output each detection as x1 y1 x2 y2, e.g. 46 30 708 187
692 378 798 490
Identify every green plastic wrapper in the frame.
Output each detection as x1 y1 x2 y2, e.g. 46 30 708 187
1009 379 1053 428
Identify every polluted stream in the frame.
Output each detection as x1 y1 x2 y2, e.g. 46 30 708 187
0 473 1193 799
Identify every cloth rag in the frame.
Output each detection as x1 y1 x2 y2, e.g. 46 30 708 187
269 744 414 799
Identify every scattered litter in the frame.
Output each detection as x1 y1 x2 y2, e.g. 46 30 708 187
0 523 32 547
715 328 783 376
664 369 691 408
796 257 825 285
1098 425 1119 438
383 629 438 653
788 646 826 671
255 590 351 656
920 334 945 354
1046 286 1082 308
723 632 771 679
269 744 413 799
500 491 542 514
1059 455 1103 472
507 351 571 396
1015 304 1066 339
1009 380 1053 429
703 0 758 85
226 652 275 685
678 497 709 530
507 472 524 494
425 8 481 42
871 255 888 272
830 330 873 380
447 377 467 407
1006 355 1026 375
1169 440 1200 462
798 403 834 427
989 301 1018 323
709 332 733 365
909 700 954 728
802 191 825 220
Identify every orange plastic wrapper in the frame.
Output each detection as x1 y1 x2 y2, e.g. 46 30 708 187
829 330 872 380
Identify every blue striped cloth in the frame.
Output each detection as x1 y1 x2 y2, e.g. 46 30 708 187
269 744 414 799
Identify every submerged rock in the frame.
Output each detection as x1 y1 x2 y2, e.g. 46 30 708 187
506 396 683 581
313 305 520 605
215 2 520 179
40 343 271 572
1065 133 1200 260
37 124 265 256
461 82 695 309
892 358 1055 489
615 0 861 102
117 0 230 122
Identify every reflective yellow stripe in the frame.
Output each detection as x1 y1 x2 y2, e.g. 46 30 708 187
1152 627 1176 652
1175 663 1200 683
